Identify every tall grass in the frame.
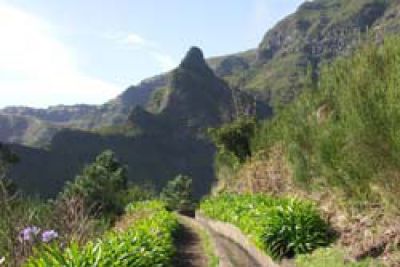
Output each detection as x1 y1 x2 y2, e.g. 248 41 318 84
252 36 400 208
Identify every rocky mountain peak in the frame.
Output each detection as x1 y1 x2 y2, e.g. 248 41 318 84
179 46 213 75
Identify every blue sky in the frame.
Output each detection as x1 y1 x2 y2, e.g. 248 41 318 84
0 0 304 108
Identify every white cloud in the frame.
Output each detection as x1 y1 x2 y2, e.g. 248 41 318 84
108 31 177 72
149 51 176 71
0 3 121 108
122 33 157 48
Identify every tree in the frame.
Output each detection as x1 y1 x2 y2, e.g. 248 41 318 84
62 150 127 215
209 117 257 162
0 143 18 196
160 175 195 216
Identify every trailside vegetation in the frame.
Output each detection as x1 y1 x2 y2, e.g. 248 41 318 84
25 201 179 267
200 194 332 259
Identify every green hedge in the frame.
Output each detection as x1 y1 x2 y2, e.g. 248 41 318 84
200 194 332 259
25 201 179 267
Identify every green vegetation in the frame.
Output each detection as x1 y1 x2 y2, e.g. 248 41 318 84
200 194 331 259
295 246 382 267
160 175 195 214
62 150 128 216
252 37 400 209
25 201 179 267
209 117 257 163
0 198 53 265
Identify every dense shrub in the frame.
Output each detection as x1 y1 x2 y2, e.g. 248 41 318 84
209 117 257 163
25 201 179 267
200 194 331 259
62 150 128 215
160 175 195 214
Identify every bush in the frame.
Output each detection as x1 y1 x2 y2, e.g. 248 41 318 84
25 201 179 267
160 175 195 215
209 117 257 163
262 198 331 259
62 150 128 215
200 194 332 259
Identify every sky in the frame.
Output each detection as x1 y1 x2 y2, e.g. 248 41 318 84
0 0 304 108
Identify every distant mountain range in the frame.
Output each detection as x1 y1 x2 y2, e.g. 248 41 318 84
3 0 400 198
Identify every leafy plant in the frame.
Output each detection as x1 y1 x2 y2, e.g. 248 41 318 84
200 194 332 259
262 198 332 259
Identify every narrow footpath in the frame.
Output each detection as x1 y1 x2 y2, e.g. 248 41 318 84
174 215 271 267
173 216 208 267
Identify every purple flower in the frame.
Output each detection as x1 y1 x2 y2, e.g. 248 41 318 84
41 230 58 243
20 226 41 242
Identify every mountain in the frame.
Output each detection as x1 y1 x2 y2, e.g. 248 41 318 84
0 74 168 146
0 113 59 147
8 47 270 198
209 0 399 105
5 0 400 198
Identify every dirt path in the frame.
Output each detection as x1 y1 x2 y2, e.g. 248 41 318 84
173 217 209 267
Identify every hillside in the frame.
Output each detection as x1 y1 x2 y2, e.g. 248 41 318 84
213 36 400 265
210 0 400 106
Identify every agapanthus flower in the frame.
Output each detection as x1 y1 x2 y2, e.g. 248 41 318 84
41 230 58 243
19 226 41 242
